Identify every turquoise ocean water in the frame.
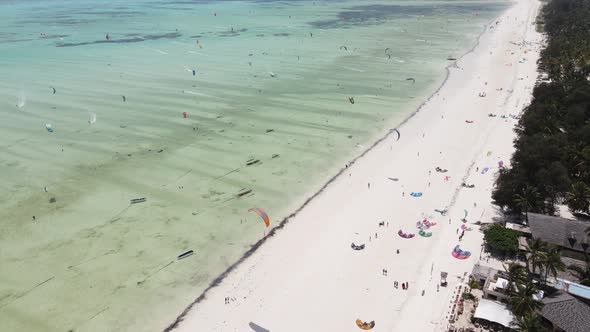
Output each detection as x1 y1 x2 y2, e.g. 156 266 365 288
0 0 508 331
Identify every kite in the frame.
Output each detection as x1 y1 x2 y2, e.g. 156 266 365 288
340 45 348 51
419 229 432 237
384 48 393 55
122 95 126 102
452 245 471 259
51 87 56 94
410 192 422 197
248 208 270 227
434 208 448 216
88 112 97 124
348 97 355 104
249 322 269 332
351 243 365 250
398 230 415 238
16 91 26 109
405 78 415 83
356 319 375 330
393 128 400 141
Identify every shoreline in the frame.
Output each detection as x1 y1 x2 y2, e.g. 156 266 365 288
163 10 507 332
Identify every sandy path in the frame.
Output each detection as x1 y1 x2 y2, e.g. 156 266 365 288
167 0 543 330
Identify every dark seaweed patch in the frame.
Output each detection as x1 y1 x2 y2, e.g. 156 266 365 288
55 32 181 47
309 2 508 29
40 34 70 40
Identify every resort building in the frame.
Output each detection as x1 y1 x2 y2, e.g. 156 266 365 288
540 291 590 332
527 213 589 259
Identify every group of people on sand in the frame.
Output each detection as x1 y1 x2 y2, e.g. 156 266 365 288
393 281 410 290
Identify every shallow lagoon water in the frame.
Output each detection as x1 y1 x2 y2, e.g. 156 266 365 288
0 0 508 331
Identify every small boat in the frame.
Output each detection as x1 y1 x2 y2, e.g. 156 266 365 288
246 159 260 166
178 250 194 259
237 189 252 197
130 197 146 204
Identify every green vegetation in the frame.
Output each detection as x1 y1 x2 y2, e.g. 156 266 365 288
497 238 566 326
524 238 547 275
483 224 519 256
508 282 544 317
514 313 546 332
492 0 590 216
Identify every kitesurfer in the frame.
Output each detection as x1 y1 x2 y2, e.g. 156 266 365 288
106 33 110 41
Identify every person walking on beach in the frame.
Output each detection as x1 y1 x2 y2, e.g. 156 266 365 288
368 182 370 189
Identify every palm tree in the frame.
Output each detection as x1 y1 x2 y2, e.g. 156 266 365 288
566 181 590 214
503 262 527 292
541 247 566 285
514 185 540 222
524 238 548 275
514 312 544 332
508 281 544 317
568 260 590 286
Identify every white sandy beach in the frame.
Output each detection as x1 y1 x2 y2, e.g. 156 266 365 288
168 0 543 330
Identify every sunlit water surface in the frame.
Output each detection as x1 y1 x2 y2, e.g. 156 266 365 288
0 0 507 330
